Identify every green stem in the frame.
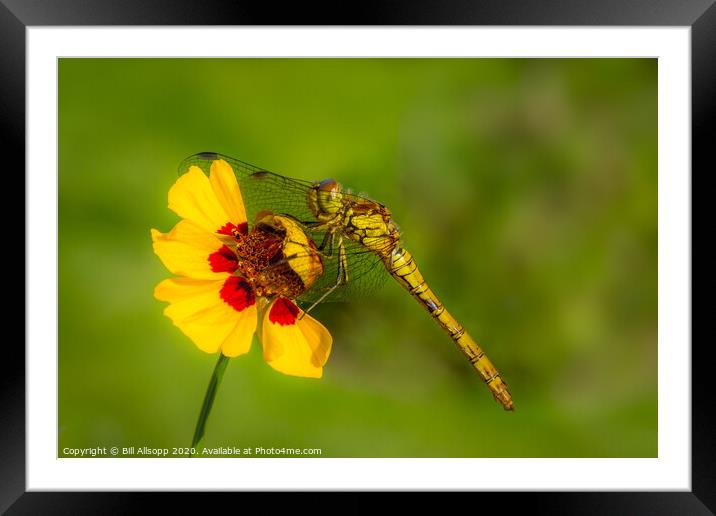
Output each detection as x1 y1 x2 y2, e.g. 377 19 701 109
191 353 230 453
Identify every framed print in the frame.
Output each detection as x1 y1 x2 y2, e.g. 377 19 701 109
5 0 712 513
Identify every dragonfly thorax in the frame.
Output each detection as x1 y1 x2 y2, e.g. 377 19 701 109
308 178 344 222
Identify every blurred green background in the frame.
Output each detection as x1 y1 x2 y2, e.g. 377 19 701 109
59 58 657 458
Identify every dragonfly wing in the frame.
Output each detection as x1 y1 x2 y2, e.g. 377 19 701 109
179 152 317 224
305 236 389 303
261 232 390 305
180 152 391 305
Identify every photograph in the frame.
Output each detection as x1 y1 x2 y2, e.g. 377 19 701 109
58 57 658 459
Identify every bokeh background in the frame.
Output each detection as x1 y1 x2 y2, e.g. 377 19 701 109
59 58 657 457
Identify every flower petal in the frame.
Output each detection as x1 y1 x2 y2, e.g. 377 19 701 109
151 220 235 280
154 277 253 354
210 159 247 228
168 166 238 235
260 298 333 378
220 306 258 357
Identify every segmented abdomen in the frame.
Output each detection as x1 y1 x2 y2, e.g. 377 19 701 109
386 247 514 410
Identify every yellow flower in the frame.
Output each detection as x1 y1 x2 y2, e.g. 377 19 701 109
151 159 332 378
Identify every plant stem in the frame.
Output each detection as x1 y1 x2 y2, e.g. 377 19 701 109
191 353 230 453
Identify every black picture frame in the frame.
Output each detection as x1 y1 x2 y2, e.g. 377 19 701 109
4 1 711 513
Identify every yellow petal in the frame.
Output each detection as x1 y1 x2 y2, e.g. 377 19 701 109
260 298 333 378
154 277 253 353
210 159 247 228
154 277 219 302
151 220 234 280
221 305 257 357
167 166 235 235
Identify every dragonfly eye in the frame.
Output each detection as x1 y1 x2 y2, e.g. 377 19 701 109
308 179 343 218
317 179 339 193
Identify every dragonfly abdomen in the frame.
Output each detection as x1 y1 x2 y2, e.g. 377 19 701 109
387 247 514 411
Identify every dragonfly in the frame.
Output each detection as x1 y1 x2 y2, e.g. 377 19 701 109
180 152 514 411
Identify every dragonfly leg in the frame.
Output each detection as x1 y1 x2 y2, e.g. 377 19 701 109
300 236 349 318
314 230 337 259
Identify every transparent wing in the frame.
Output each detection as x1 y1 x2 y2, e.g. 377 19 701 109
259 223 391 304
181 152 398 305
181 152 317 225
306 237 390 304
179 152 385 224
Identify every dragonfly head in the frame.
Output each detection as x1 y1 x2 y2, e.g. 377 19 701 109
308 179 344 220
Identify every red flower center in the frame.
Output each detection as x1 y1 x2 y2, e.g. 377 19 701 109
220 276 255 312
268 297 300 326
